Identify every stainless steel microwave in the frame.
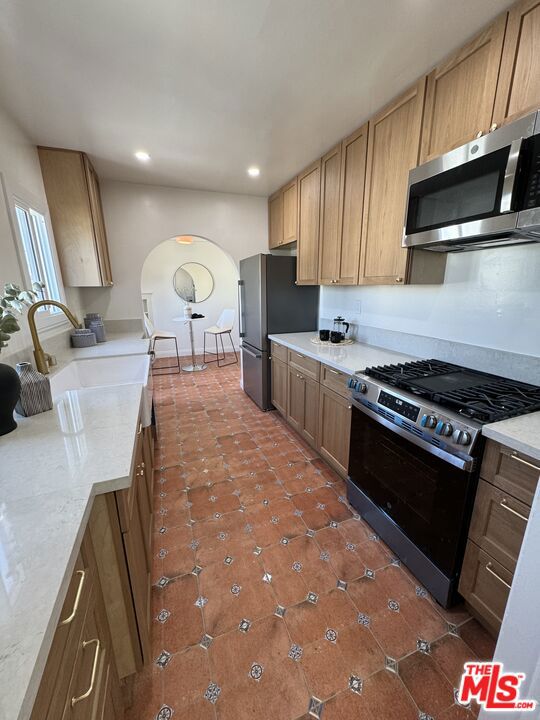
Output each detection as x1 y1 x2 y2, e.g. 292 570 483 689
403 110 540 252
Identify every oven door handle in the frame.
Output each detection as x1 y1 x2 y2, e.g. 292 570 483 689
500 138 523 214
351 399 475 472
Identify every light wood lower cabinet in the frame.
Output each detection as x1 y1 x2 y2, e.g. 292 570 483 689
459 439 538 636
271 356 288 416
272 343 351 476
31 423 155 719
287 366 319 448
318 386 352 477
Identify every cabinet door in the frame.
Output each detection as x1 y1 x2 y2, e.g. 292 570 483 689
84 157 113 286
420 15 507 162
493 0 540 126
282 179 298 244
360 79 426 285
318 144 342 285
268 191 283 249
297 161 321 285
287 366 304 433
271 356 288 416
337 124 368 285
302 375 319 448
318 385 352 478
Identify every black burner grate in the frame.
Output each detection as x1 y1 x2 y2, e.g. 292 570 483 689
364 359 540 423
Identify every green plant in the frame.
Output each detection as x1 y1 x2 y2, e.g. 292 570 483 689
0 282 44 351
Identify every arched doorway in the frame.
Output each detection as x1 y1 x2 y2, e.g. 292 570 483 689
140 235 239 359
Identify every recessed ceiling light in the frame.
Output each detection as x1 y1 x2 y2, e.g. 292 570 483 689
135 151 150 162
247 166 260 178
176 235 193 244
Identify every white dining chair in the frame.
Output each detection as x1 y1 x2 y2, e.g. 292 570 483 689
143 313 180 374
203 309 238 368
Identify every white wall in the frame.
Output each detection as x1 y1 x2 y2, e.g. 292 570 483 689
320 245 540 357
141 238 239 355
80 180 267 323
0 105 83 364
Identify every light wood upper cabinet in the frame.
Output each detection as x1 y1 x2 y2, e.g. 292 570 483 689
318 145 343 285
268 191 283 249
420 15 507 163
297 160 321 285
38 147 113 287
493 0 540 126
283 178 298 244
337 124 368 285
360 79 426 285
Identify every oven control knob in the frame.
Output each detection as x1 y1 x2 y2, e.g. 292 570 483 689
435 420 453 436
420 414 437 429
452 429 472 445
348 378 367 393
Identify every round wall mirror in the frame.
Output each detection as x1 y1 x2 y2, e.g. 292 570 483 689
173 262 214 303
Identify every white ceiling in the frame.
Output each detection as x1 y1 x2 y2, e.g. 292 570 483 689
0 0 512 196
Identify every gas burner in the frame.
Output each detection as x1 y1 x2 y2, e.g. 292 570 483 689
364 359 540 424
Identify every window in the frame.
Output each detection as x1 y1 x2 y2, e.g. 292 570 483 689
14 204 63 316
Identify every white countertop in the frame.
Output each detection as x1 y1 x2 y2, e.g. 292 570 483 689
268 331 417 375
483 412 540 463
0 334 149 720
61 331 149 361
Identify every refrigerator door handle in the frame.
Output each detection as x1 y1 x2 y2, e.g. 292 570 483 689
237 279 246 337
241 344 262 359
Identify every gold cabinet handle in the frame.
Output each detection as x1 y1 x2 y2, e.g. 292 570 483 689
500 498 529 523
137 423 143 436
476 130 484 139
485 562 511 590
140 462 145 469
490 123 498 132
510 452 540 473
329 369 341 376
395 277 403 283
296 352 304 359
72 638 101 706
59 570 86 626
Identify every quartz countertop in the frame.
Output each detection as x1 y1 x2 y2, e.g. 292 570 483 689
268 331 417 375
483 411 540 463
59 331 149 362
0 334 149 720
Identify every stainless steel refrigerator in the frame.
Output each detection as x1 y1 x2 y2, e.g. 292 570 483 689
239 254 319 410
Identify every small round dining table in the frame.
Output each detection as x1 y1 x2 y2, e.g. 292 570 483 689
172 316 207 372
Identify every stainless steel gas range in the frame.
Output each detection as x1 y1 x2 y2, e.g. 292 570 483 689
346 359 540 608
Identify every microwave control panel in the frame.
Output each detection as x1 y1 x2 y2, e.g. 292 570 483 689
523 135 540 210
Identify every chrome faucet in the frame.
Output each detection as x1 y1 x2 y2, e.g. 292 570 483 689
27 300 81 374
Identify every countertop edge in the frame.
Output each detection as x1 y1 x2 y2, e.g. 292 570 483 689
482 424 540 463
269 334 359 375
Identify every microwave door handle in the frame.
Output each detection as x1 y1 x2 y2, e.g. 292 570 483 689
500 138 523 213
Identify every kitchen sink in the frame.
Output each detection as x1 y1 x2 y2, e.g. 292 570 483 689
50 354 152 423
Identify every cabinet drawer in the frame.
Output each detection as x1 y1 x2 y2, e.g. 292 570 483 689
271 342 288 363
321 364 351 399
288 349 320 381
459 541 511 635
481 440 540 506
31 553 93 720
469 479 529 573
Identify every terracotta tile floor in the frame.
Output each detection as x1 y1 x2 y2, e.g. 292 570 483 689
127 357 495 720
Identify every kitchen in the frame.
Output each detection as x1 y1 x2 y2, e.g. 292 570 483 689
0 1 539 719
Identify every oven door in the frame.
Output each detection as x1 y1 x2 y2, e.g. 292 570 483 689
348 402 479 581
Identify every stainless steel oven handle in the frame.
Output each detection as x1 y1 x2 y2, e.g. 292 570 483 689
500 138 523 213
241 344 262 359
237 280 245 338
351 399 475 471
